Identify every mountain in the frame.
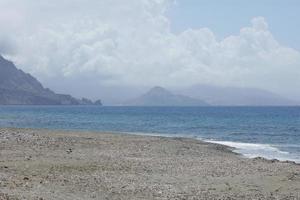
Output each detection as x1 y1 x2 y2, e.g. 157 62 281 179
178 84 298 106
0 55 101 105
123 86 209 106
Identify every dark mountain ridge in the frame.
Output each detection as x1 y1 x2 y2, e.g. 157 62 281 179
0 55 101 105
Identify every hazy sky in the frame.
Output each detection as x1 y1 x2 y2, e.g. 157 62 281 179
0 0 299 101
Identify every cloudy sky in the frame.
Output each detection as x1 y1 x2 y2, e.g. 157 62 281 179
0 0 299 102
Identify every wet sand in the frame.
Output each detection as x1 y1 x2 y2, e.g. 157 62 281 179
0 128 299 200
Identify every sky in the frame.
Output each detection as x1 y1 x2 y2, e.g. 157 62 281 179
0 0 299 102
169 0 300 51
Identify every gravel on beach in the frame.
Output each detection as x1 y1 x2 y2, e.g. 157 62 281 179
0 128 299 200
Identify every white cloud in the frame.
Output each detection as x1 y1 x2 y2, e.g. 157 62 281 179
0 0 299 99
251 17 269 31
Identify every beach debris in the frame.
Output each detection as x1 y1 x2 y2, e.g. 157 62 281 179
66 148 73 154
25 155 32 161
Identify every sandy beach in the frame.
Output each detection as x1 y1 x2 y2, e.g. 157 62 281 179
0 128 299 200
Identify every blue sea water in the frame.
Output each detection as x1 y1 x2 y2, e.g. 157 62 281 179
0 106 299 162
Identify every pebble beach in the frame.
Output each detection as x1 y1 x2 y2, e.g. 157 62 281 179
0 128 299 199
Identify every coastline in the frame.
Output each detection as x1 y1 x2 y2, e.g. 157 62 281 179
1 128 300 199
3 126 299 164
123 131 300 164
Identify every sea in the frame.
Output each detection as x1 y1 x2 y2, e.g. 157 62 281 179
0 106 299 163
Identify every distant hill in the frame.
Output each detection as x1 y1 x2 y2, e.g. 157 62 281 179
0 55 101 105
123 86 209 106
178 84 298 106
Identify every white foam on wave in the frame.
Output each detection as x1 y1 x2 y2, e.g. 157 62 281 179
204 140 300 163
122 131 300 163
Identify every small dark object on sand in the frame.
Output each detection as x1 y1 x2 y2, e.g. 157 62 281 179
66 148 73 154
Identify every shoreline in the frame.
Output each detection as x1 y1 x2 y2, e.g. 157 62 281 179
2 126 299 164
1 128 300 199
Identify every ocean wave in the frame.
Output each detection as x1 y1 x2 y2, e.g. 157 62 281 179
98 131 300 163
204 140 300 163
